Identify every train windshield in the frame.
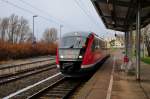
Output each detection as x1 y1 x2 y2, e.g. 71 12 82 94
59 36 86 48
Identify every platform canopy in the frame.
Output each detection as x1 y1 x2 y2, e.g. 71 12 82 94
91 0 150 32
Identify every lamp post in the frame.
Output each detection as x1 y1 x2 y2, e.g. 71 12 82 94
60 25 63 40
33 15 38 44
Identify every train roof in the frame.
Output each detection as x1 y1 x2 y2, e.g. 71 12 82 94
62 31 92 38
62 31 105 41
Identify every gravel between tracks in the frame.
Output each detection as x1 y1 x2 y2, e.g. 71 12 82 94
0 66 59 98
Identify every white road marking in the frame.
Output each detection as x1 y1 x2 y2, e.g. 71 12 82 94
3 72 61 99
106 56 115 99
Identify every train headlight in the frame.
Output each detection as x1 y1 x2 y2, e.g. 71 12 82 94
60 55 64 58
79 55 82 58
57 65 60 68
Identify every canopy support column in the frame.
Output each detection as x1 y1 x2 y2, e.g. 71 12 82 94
129 29 133 60
136 0 141 81
125 32 129 57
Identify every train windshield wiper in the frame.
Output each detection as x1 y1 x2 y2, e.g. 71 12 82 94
69 45 74 48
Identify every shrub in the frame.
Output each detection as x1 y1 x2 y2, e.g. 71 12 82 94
0 41 57 61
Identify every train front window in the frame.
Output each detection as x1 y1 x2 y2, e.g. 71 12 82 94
60 36 86 48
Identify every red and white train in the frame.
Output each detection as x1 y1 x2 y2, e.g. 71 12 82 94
56 32 108 77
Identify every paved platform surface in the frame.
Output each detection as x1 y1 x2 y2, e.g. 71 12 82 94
71 57 114 99
112 51 150 99
71 50 150 99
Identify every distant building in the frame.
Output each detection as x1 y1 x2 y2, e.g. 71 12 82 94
106 37 124 48
113 40 124 48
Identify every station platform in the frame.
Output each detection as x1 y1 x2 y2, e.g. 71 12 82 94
71 50 150 99
0 55 53 66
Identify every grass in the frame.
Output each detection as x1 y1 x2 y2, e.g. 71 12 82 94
111 48 117 51
141 57 150 64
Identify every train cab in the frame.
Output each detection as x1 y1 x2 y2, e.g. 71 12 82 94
56 32 107 77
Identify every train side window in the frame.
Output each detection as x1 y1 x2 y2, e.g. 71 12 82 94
91 40 95 52
101 41 105 49
99 40 103 49
95 38 99 49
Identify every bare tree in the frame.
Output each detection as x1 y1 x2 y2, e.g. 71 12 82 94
0 17 9 41
43 27 57 43
0 14 31 43
143 24 150 56
14 16 30 43
26 32 34 43
7 14 19 43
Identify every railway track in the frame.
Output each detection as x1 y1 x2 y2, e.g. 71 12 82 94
28 77 89 99
2 73 63 99
0 64 56 84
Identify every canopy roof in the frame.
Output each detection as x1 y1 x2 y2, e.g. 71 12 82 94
91 0 150 32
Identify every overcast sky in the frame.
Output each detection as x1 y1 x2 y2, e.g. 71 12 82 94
0 0 121 40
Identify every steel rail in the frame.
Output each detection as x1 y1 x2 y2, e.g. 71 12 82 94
0 58 55 78
0 64 57 84
0 58 54 70
28 78 86 99
3 72 61 99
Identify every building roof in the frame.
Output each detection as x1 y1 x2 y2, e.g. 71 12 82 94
91 0 150 32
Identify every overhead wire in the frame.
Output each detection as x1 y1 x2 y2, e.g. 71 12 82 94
74 0 101 30
1 0 101 31
74 0 92 30
1 0 60 25
80 0 101 27
80 0 107 37
1 0 34 15
1 0 76 30
19 0 76 29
